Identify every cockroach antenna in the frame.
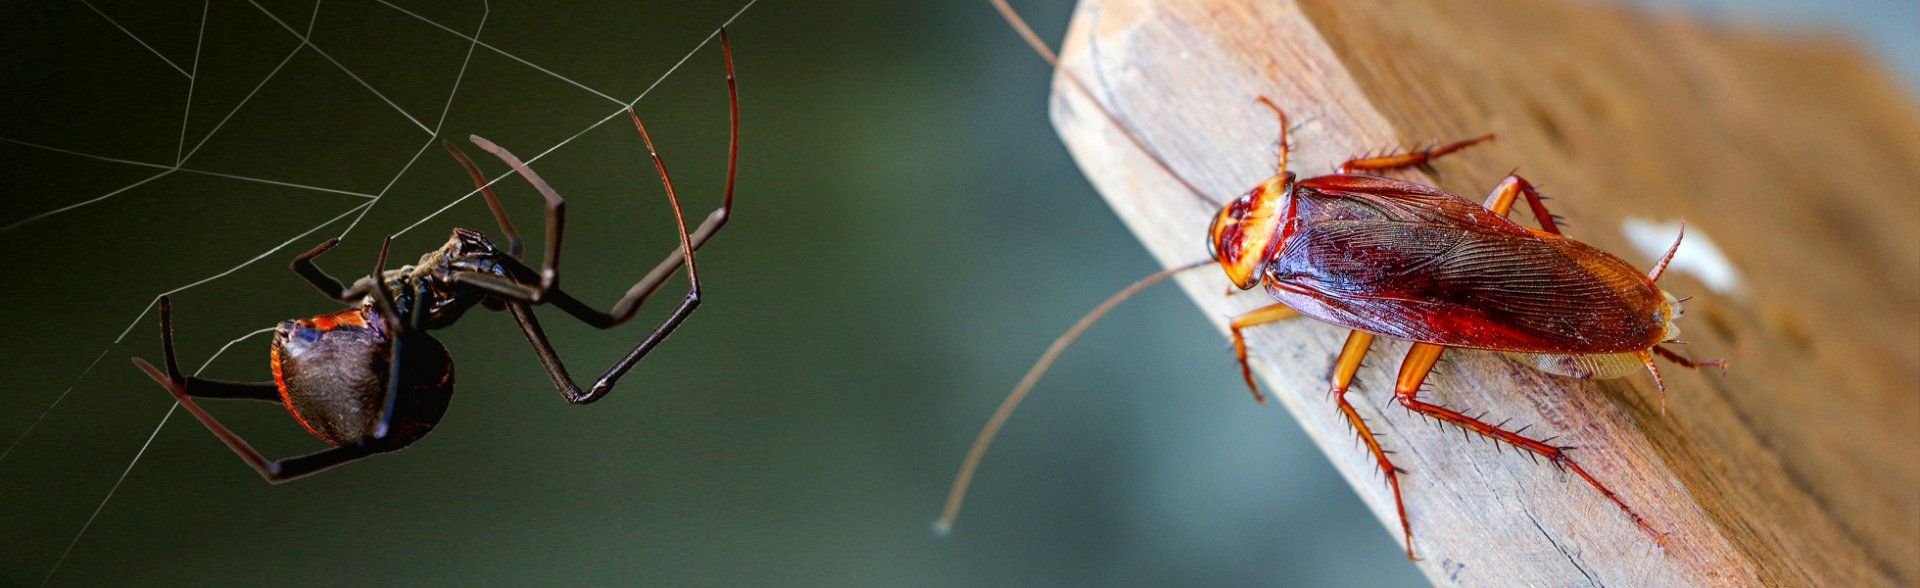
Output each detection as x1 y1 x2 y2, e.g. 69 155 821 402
1648 221 1685 282
935 260 1211 536
936 0 1245 534
987 0 1223 207
1255 97 1291 173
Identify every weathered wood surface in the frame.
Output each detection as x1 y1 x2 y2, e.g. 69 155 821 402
1045 0 1920 585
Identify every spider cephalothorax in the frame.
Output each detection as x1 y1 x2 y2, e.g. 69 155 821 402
387 228 523 329
130 31 742 483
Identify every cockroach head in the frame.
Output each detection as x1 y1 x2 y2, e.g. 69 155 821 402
1655 289 1686 342
1207 173 1294 289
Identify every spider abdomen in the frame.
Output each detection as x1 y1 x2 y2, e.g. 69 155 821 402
270 308 455 448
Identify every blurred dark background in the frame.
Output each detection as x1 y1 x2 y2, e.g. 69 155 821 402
0 1 1910 586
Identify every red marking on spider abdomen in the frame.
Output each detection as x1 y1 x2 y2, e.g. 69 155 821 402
269 335 330 443
304 307 369 332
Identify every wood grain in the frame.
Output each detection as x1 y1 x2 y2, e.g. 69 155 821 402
1043 0 1919 584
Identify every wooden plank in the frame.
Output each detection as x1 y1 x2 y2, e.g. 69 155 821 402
1042 0 1919 584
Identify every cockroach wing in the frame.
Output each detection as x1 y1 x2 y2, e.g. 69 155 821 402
1265 218 1666 354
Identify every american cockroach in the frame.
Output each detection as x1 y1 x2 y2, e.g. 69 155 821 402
938 0 1726 559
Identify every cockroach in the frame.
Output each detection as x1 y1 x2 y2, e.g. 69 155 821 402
938 0 1725 559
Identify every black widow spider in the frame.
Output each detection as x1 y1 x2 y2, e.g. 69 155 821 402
130 32 740 483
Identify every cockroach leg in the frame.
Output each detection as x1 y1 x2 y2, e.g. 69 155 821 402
1652 345 1727 373
1392 343 1667 544
1327 330 1415 559
1481 174 1562 234
1337 134 1496 175
1227 303 1303 403
1637 349 1669 414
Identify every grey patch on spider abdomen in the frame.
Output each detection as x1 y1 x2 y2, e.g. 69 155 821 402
273 321 455 448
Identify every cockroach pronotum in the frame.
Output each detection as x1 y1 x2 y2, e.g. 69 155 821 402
937 1 1726 559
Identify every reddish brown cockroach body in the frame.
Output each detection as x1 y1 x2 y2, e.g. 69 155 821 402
941 0 1726 561
1219 173 1673 356
1204 115 1723 557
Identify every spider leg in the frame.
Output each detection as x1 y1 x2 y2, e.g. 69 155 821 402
503 303 574 397
501 300 691 404
450 206 723 328
373 287 429 439
358 236 426 440
135 296 283 404
364 236 403 331
468 134 566 296
359 237 442 439
175 378 281 403
263 443 381 481
442 139 525 259
132 300 379 483
492 109 705 405
451 29 737 328
455 32 738 405
290 238 371 304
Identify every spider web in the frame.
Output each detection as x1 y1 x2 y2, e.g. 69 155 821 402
0 1 756 583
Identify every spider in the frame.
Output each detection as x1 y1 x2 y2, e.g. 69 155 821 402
130 32 740 483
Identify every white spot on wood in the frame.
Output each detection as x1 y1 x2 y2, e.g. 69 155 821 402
1622 217 1745 295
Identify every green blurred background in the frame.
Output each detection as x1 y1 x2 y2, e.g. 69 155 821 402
1 1 1911 586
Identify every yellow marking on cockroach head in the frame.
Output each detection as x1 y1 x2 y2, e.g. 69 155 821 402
1208 174 1293 289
